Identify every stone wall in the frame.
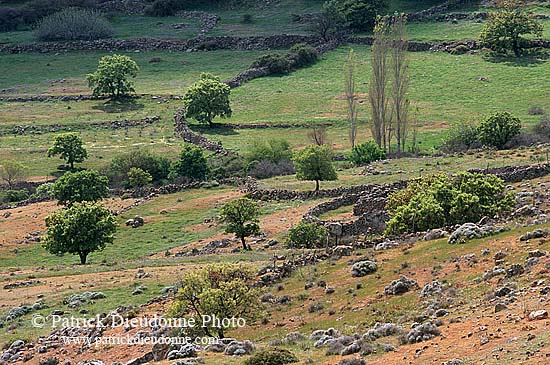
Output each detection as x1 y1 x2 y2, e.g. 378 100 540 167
0 35 322 54
3 116 160 136
174 107 234 156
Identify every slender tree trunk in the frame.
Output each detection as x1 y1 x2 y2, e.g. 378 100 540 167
315 179 320 191
240 236 249 251
79 252 87 265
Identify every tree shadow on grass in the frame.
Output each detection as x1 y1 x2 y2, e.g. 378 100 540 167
91 98 144 113
483 49 550 67
191 123 239 136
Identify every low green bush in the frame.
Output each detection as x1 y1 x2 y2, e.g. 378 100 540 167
127 167 152 188
286 221 328 249
439 121 480 152
477 112 521 149
385 172 515 235
244 348 298 365
349 140 386 165
288 43 318 68
0 189 30 203
34 8 114 41
251 53 292 75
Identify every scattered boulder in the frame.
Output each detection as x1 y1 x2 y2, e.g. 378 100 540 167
125 216 144 228
528 310 548 321
404 322 441 343
365 322 403 339
505 264 524 278
419 281 444 297
351 260 377 277
384 276 418 295
448 223 509 244
519 229 549 241
166 343 197 360
424 229 448 241
223 340 254 356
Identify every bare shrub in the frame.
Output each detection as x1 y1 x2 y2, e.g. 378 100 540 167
34 8 114 41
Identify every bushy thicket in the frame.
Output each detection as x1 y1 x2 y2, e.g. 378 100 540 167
208 154 246 180
0 189 30 204
244 348 298 365
324 0 389 31
440 121 481 152
107 149 170 187
440 112 522 152
534 114 550 139
251 53 292 75
286 221 329 249
477 112 521 149
34 8 114 41
349 140 386 165
385 172 515 235
170 144 209 181
145 0 254 16
246 139 295 179
251 43 318 75
288 43 319 68
0 0 100 32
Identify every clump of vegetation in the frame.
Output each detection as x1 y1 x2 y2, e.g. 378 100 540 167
168 264 263 338
208 154 246 180
244 348 298 365
286 221 328 249
183 73 232 125
34 8 114 41
241 13 253 24
170 144 209 181
126 167 152 188
108 149 170 187
48 133 88 170
0 189 30 204
145 0 182 17
251 53 292 75
477 112 521 149
52 170 109 206
0 160 28 189
86 54 139 99
293 145 337 191
440 121 480 152
349 141 386 165
534 114 550 139
246 139 295 179
220 197 260 250
385 172 516 235
480 0 543 57
288 43 318 68
43 201 117 264
324 0 389 31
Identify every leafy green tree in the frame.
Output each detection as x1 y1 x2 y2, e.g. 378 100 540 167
48 133 88 170
108 149 170 185
86 54 139 99
349 141 386 165
43 201 117 264
168 264 263 338
247 139 292 164
385 172 516 235
183 73 232 125
292 145 337 191
477 112 521 149
127 167 152 188
52 170 109 206
286 221 328 249
220 198 260 250
325 0 389 31
480 0 543 56
170 144 209 181
0 160 27 189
